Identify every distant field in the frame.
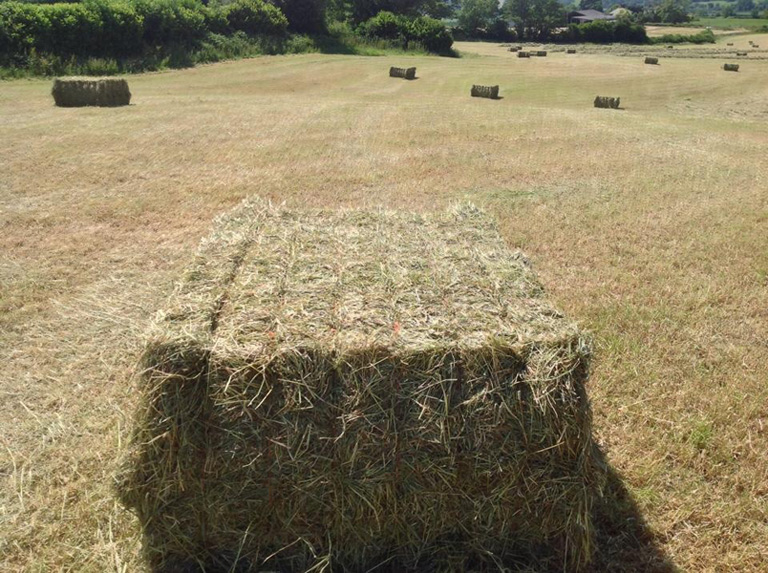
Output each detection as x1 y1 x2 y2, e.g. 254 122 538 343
2 45 768 572
694 16 768 29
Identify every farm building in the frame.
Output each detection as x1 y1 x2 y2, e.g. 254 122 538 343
567 9 616 24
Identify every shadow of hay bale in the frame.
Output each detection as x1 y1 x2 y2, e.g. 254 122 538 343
588 455 677 573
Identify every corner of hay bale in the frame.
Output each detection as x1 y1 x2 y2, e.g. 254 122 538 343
117 198 605 572
52 77 131 107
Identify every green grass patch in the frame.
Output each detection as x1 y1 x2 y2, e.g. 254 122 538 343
693 17 768 30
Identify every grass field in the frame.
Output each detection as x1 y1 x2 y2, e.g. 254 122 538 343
693 16 768 30
2 41 768 572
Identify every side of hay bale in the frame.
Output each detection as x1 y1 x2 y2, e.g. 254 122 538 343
723 63 739 72
644 57 659 65
389 66 416 80
537 50 548 56
117 199 604 573
594 95 620 109
509 46 520 52
736 51 747 56
470 84 500 99
566 48 576 54
518 51 530 58
52 77 131 107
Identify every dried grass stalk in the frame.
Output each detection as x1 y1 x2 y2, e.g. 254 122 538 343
117 198 604 573
52 77 131 107
470 85 500 99
723 63 740 72
594 96 620 109
389 67 416 80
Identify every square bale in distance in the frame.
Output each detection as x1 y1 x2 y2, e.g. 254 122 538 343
117 199 604 573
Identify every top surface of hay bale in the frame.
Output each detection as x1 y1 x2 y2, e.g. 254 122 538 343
159 199 572 356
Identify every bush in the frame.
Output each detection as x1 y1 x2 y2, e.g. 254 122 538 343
406 16 453 53
357 10 405 40
358 11 453 53
223 0 288 37
132 0 207 47
557 20 648 44
651 29 716 44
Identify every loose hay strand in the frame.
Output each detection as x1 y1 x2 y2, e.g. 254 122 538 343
117 198 603 572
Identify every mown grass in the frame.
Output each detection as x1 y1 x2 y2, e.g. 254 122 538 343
1 44 767 572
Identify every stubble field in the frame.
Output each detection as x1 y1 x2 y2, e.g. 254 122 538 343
1 41 767 572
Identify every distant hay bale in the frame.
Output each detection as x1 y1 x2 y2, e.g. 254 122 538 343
727 42 734 46
51 77 131 107
518 51 530 58
389 66 416 80
116 198 603 573
736 51 748 56
567 48 577 54
509 46 520 52
723 63 740 72
644 57 659 64
594 95 620 109
537 50 548 56
471 84 500 99
753 44 760 48
667 45 674 49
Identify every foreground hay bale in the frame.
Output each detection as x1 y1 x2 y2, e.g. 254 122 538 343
518 50 530 58
51 77 131 107
644 57 659 65
594 96 620 109
117 199 603 573
389 66 416 80
471 84 500 99
723 63 740 72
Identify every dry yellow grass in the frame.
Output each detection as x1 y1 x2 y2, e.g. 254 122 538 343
1 45 767 572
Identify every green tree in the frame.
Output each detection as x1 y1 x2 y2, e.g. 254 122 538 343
505 0 564 40
457 0 499 32
736 0 754 11
656 0 691 22
579 0 604 11
272 0 327 32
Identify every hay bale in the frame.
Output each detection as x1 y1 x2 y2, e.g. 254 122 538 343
536 50 548 56
117 198 603 573
723 63 740 72
470 84 500 99
727 42 734 46
667 45 674 49
736 51 748 56
566 49 577 54
518 51 530 58
644 57 659 65
389 66 416 80
753 44 760 48
508 46 520 52
51 77 131 107
594 96 620 109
